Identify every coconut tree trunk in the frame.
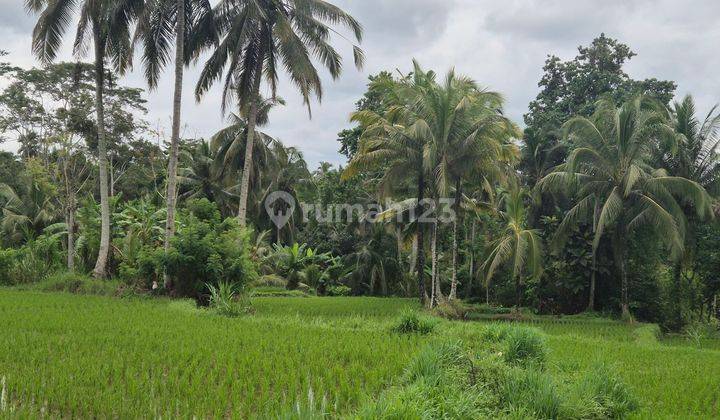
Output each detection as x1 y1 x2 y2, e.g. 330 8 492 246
92 32 111 279
613 230 631 320
514 275 521 312
430 216 443 307
449 178 461 300
464 219 476 299
415 171 426 304
237 59 264 227
163 0 185 289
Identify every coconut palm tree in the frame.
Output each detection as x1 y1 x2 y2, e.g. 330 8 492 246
195 0 364 227
343 65 437 305
0 182 57 245
132 0 217 287
26 0 140 277
177 140 237 215
483 185 543 309
656 95 720 326
539 96 713 319
261 143 311 244
209 101 283 219
661 95 720 197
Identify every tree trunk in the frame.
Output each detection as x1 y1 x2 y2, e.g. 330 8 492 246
515 275 521 312
109 156 114 197
92 32 110 279
66 204 75 272
395 226 403 273
449 178 461 300
415 171 426 304
613 231 631 321
237 59 264 227
163 0 185 289
431 217 443 307
409 233 418 275
464 219 476 299
587 254 596 311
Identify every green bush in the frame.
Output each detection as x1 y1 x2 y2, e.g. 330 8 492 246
30 272 121 296
391 310 437 334
207 282 252 317
326 285 351 296
163 199 258 299
432 300 470 320
503 327 547 367
0 235 64 285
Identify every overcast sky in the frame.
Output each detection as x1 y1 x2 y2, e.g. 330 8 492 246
2 0 720 168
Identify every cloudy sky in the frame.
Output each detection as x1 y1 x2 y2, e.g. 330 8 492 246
2 0 720 168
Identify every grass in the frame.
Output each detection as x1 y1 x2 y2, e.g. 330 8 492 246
0 290 718 418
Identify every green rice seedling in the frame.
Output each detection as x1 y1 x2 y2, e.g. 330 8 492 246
503 327 547 367
391 309 438 334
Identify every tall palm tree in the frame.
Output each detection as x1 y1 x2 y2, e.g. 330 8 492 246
195 0 364 227
133 0 216 287
209 102 282 218
661 95 720 197
483 185 543 309
177 140 237 214
262 143 310 244
27 0 139 277
422 70 519 300
540 96 713 319
657 95 720 326
344 65 437 305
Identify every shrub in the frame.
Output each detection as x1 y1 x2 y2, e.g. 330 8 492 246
432 300 470 320
326 285 351 296
251 287 308 298
503 327 547 367
251 274 287 288
207 282 252 317
391 310 437 334
30 272 121 296
0 235 64 285
164 199 258 299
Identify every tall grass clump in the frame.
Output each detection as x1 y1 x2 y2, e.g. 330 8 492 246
501 367 562 418
391 309 437 334
207 282 252 317
357 341 493 419
503 326 547 367
563 364 639 418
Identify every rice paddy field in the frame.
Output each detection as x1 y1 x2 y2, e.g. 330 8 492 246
0 290 718 418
